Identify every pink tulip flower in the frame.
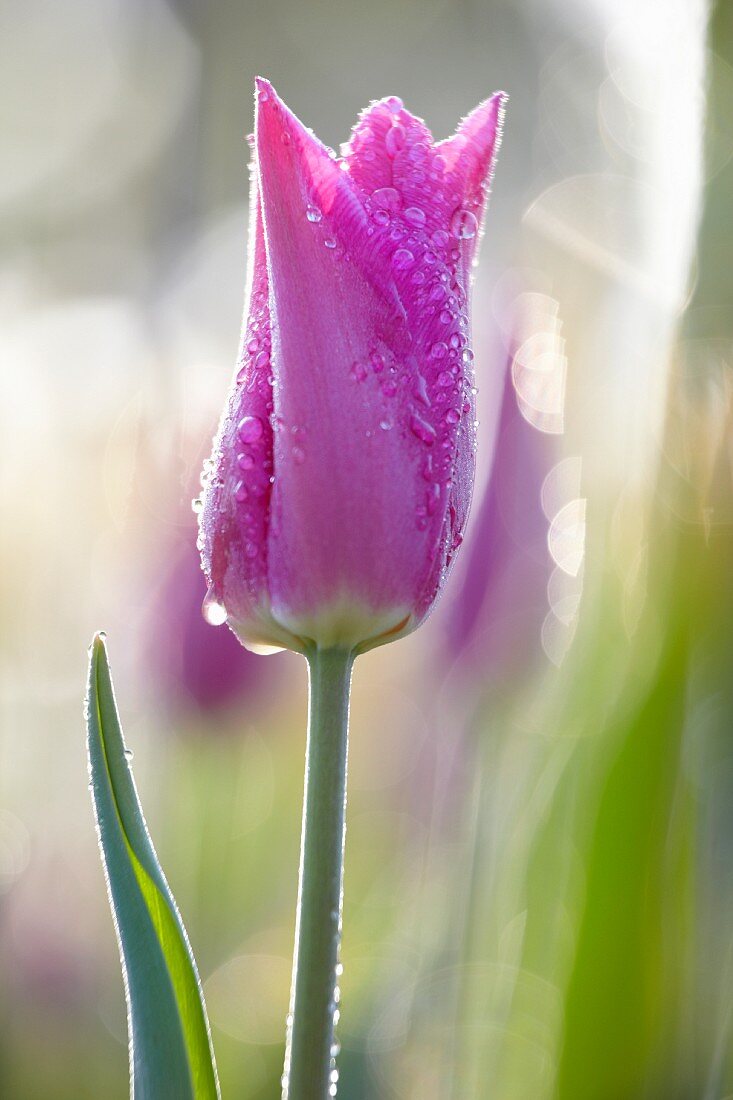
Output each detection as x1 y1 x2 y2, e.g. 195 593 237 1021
199 79 506 655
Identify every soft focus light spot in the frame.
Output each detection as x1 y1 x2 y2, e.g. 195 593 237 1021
541 458 583 521
548 499 586 577
541 607 579 667
510 297 567 435
205 953 291 1044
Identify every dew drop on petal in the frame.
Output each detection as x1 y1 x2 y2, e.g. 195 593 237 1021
431 229 450 248
235 480 248 503
238 415 264 443
410 414 437 445
450 209 478 239
385 124 406 156
392 248 415 270
404 206 426 227
202 585 227 626
372 186 402 212
324 237 337 249
430 341 448 359
306 204 322 223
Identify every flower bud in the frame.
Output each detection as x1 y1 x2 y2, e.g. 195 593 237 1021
199 80 506 653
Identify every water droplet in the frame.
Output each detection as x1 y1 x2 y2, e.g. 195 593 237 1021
404 206 426 227
306 203 322 223
410 270 426 285
381 379 398 397
235 480 248 503
426 482 441 515
424 250 437 265
247 336 260 353
386 124 406 156
445 407 460 425
238 415 264 443
438 370 454 387
431 341 448 359
372 186 401 212
124 747 134 761
410 414 437 445
439 309 453 325
292 445 305 464
379 419 392 431
462 348 475 363
409 141 428 162
433 154 446 174
351 362 368 382
392 247 414 270
202 586 227 626
370 351 385 373
237 452 255 471
372 207 390 226
324 237 337 249
281 130 291 145
413 372 431 406
450 209 478 239
191 497 203 514
431 229 450 248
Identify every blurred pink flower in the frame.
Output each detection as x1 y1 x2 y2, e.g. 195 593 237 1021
442 352 553 687
199 79 506 654
148 535 280 719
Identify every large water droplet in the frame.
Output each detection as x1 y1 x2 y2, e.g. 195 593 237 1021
404 206 426 227
385 124 406 156
430 341 448 359
202 586 227 626
392 248 415 270
410 414 437 445
372 186 401 212
450 209 478 239
238 415 264 443
306 203 322 223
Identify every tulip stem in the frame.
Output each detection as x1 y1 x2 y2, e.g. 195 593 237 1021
284 645 354 1100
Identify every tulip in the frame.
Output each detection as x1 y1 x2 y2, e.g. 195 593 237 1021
198 78 506 657
198 79 506 1099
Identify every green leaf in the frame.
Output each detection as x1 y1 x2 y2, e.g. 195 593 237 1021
86 633 220 1100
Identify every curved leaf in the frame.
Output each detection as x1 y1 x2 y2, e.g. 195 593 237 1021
86 633 220 1099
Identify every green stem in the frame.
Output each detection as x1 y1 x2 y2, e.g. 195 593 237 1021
283 646 354 1099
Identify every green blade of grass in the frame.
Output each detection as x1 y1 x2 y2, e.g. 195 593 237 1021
86 633 220 1099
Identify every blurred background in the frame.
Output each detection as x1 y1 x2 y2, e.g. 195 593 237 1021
2 0 732 1096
